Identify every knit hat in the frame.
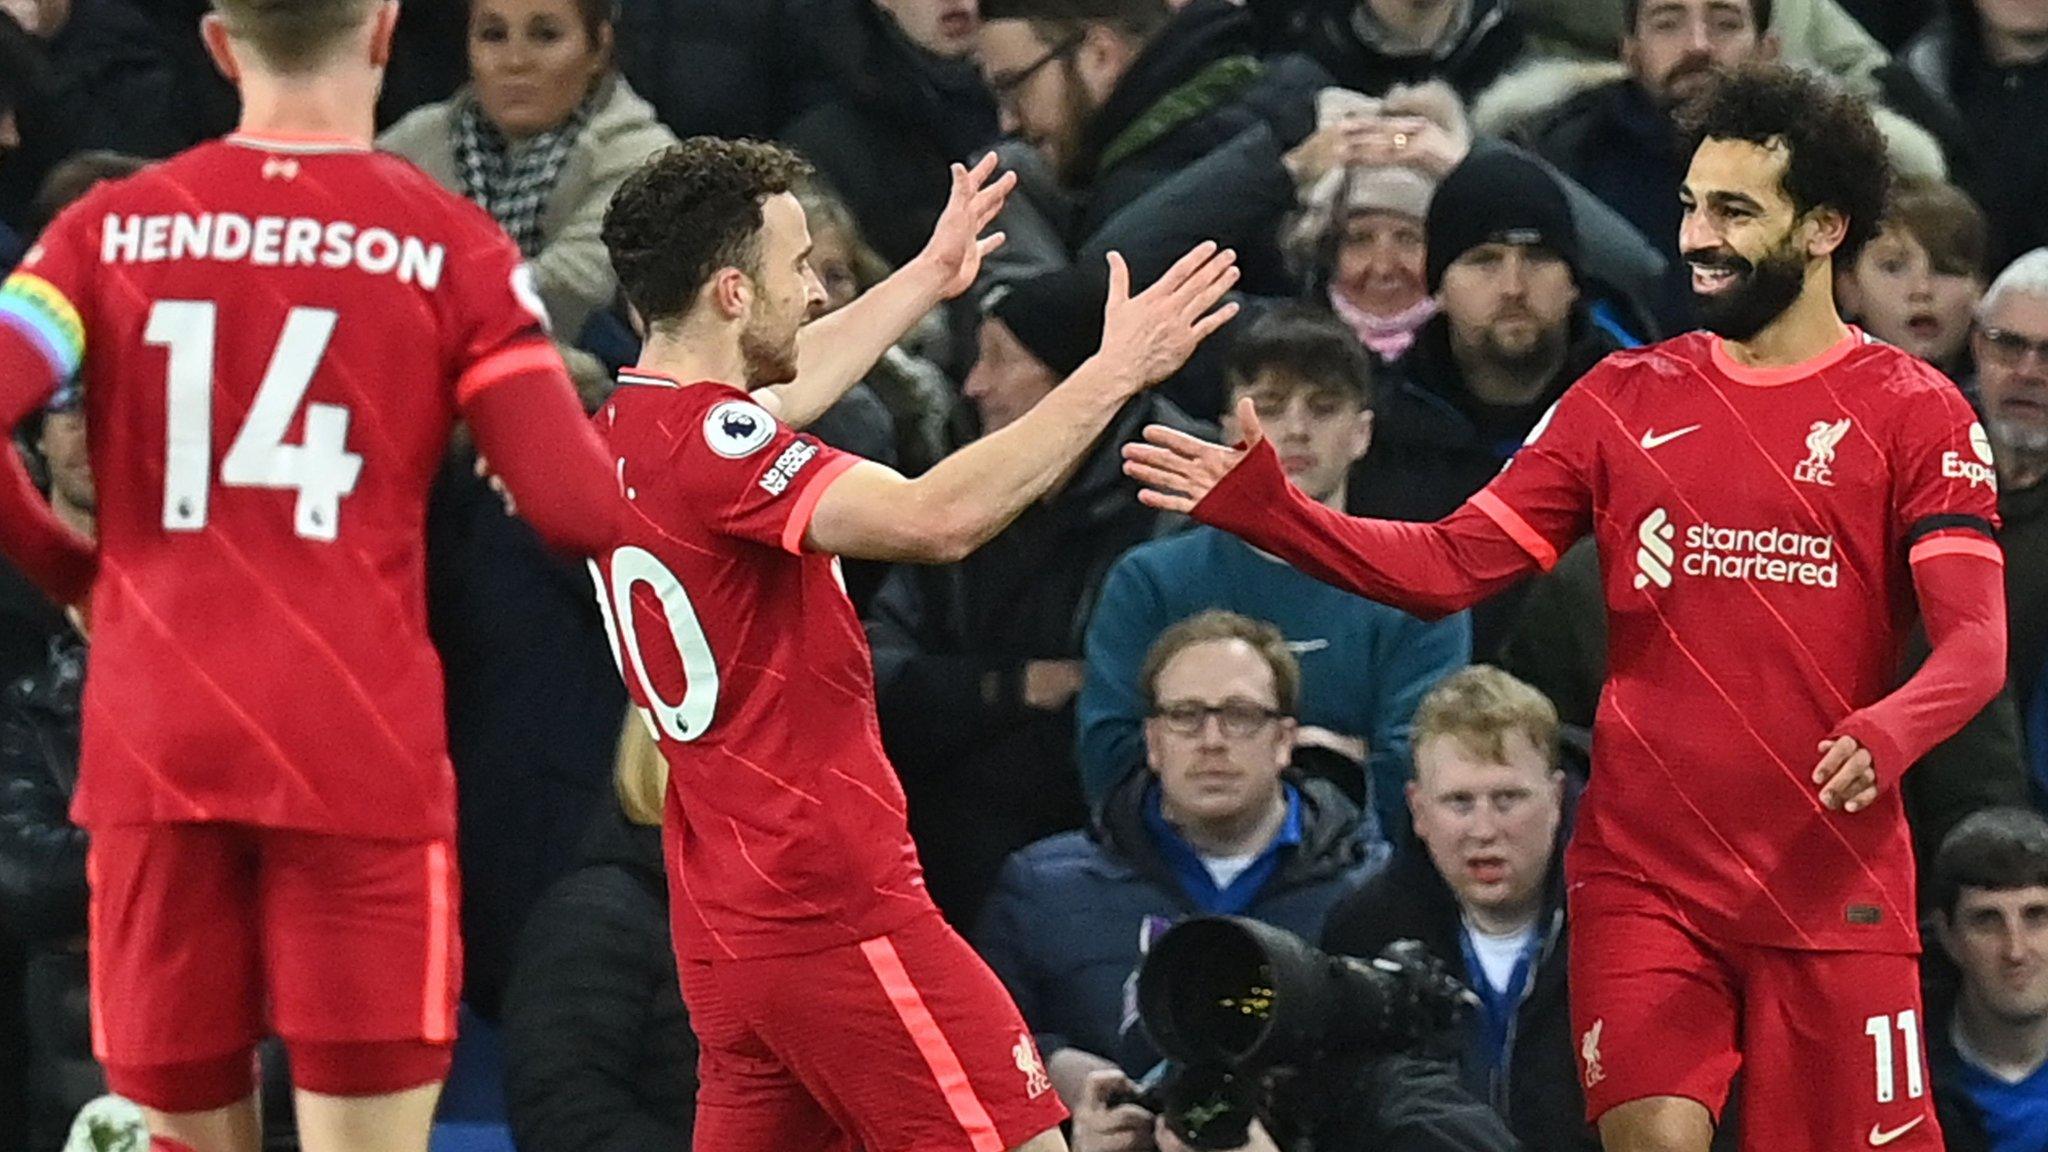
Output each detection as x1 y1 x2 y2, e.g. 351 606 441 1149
982 266 1109 377
1424 149 1579 293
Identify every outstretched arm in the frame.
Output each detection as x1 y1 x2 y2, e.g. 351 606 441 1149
1122 398 1558 619
758 155 1015 429
803 244 1241 563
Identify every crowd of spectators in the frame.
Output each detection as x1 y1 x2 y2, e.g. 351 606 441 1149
3 0 2047 1150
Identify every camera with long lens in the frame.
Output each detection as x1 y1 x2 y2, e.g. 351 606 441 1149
1117 916 1478 1150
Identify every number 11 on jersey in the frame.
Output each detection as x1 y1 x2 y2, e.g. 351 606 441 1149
145 300 363 541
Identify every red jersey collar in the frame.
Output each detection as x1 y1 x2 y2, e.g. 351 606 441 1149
226 131 373 154
1709 327 1862 387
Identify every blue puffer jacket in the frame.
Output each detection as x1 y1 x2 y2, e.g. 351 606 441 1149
972 770 1389 1071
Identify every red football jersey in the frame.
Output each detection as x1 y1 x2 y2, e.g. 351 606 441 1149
1477 330 1998 952
0 136 563 838
591 370 933 961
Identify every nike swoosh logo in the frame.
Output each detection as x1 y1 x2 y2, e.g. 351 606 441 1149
1868 1117 1925 1146
1640 424 1703 450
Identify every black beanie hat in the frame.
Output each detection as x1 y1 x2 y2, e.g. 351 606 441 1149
983 265 1109 377
1425 149 1581 293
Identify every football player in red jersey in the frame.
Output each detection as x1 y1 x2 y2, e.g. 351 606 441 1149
590 137 1237 1152
1124 63 2006 1152
0 3 628 1152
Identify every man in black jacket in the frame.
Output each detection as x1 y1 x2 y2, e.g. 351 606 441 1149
783 0 1001 267
0 385 95 1150
1320 665 1595 1152
867 265 1209 928
1347 148 1620 656
980 0 1270 240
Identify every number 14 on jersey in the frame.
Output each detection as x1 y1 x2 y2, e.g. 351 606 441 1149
146 300 363 541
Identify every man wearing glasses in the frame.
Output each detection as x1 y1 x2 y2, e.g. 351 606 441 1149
1974 250 2048 806
974 610 1391 1152
977 0 1267 238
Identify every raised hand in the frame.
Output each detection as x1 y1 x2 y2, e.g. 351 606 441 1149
1097 242 1240 391
1121 395 1266 514
914 153 1018 300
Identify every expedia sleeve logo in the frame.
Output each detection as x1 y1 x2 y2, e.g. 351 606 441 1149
704 400 776 459
1941 422 1998 490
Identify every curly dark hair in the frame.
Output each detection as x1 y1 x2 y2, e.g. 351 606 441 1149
1679 62 1892 267
602 138 814 329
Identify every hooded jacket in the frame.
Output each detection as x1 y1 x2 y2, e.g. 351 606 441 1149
974 769 1389 1069
866 394 1208 925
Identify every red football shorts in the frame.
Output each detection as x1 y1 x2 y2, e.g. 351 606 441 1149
1568 879 1942 1151
87 824 461 1112
681 911 1069 1152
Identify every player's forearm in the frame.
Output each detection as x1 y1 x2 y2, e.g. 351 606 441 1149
770 259 949 429
464 372 624 557
1835 548 2007 785
1193 441 1535 619
902 358 1136 561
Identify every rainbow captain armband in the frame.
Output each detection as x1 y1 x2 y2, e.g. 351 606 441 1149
0 272 86 384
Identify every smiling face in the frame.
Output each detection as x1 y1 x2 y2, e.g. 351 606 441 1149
1679 136 1842 341
1335 210 1430 317
1840 228 1983 367
468 0 609 141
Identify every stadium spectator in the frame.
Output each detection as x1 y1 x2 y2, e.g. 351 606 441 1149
978 0 1269 241
1249 0 1528 101
1346 148 1616 656
1837 176 1989 384
976 611 1389 1139
1973 252 2048 803
1281 81 1462 362
1899 0 2048 271
612 0 803 141
1475 0 1948 332
0 153 136 693
1515 0 1898 84
501 719 698 1152
868 264 1208 926
0 0 185 161
783 0 1002 268
1321 666 1592 1152
1078 306 1468 838
0 382 92 1152
1927 808 2048 1152
381 0 678 340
